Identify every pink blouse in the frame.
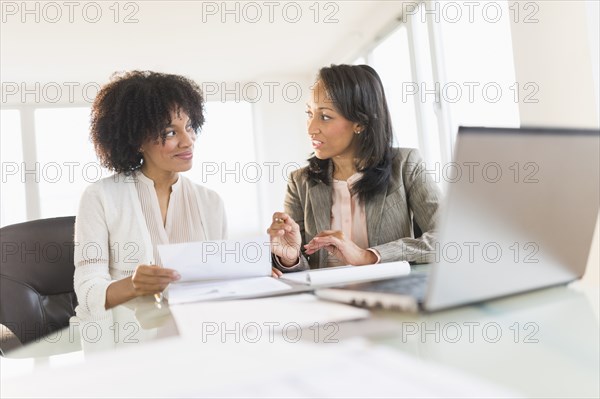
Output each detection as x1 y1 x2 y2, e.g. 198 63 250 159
276 173 381 269
327 173 380 267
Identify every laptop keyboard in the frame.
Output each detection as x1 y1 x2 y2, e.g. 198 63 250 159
357 273 429 302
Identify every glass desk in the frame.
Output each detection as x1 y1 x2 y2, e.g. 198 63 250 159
1 276 598 398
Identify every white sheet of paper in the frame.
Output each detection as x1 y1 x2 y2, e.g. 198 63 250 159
169 293 370 338
280 260 411 285
157 235 271 282
166 277 291 305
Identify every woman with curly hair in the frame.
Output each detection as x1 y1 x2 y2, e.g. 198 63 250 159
268 64 442 271
74 71 227 315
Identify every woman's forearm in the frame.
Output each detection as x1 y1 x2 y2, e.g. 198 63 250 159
104 277 137 309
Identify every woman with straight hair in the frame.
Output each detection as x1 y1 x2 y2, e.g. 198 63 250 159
268 64 441 272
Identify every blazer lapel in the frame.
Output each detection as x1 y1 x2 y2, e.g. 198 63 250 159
308 182 331 235
307 179 331 269
366 188 388 247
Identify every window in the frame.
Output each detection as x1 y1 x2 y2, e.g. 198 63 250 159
5 101 259 238
35 107 110 219
184 101 260 239
0 110 26 227
438 0 520 140
354 21 444 167
406 13 443 167
348 0 520 181
370 26 421 150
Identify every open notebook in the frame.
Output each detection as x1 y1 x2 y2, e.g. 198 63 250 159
280 261 410 286
158 237 411 305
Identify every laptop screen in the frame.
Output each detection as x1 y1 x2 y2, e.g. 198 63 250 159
425 127 600 310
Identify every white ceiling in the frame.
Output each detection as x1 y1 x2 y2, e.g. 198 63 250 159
1 1 405 86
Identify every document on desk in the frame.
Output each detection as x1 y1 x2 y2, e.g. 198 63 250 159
166 277 291 305
157 235 271 282
280 260 410 286
170 293 370 338
158 236 292 305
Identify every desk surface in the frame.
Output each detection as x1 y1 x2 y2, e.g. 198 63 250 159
2 274 599 398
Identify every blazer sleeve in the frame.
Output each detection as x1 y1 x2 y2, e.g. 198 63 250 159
73 183 114 317
272 171 310 272
372 149 442 264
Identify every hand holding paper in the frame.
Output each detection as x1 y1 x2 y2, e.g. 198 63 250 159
157 236 291 304
156 237 409 305
157 235 271 282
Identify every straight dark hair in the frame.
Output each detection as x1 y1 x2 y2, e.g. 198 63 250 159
306 64 394 203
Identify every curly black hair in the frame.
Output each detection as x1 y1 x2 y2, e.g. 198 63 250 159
90 70 205 174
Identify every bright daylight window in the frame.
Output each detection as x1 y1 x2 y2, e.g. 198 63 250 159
439 0 520 142
354 0 519 170
13 102 259 240
369 26 421 150
184 101 260 239
1 110 27 227
35 107 110 219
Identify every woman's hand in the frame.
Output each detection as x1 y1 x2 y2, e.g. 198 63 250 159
304 230 378 266
130 264 181 297
271 267 283 278
267 212 302 267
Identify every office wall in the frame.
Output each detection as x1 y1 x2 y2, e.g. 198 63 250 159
585 0 600 123
509 0 600 285
509 0 599 129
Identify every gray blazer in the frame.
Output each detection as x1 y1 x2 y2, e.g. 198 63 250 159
275 148 442 271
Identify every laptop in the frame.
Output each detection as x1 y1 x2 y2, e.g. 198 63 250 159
315 126 600 312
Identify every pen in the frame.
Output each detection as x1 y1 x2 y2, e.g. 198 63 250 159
151 261 163 304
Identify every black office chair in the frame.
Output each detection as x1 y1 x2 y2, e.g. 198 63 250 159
0 216 78 353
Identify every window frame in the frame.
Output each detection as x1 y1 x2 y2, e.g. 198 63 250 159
350 0 456 168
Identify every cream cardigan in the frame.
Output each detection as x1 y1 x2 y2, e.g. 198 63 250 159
73 173 227 317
